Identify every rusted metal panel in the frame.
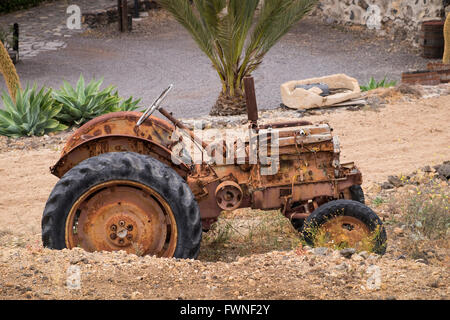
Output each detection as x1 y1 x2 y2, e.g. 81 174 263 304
61 111 175 157
52 135 189 178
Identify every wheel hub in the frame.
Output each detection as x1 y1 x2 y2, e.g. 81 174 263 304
65 181 177 257
106 216 137 247
317 216 370 249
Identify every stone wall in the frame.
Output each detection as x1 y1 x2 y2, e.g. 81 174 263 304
83 0 159 29
313 0 448 45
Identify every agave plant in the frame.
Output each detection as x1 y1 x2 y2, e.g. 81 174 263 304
53 75 122 126
159 0 318 115
0 85 67 137
54 75 142 126
360 77 397 92
113 94 142 112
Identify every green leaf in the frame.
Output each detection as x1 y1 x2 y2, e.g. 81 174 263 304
0 85 67 137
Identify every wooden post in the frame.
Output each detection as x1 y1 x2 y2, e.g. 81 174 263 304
122 0 128 32
118 0 128 32
118 0 122 32
134 0 140 18
13 23 19 52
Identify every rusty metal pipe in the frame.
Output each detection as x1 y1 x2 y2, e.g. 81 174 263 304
259 120 313 129
158 107 209 150
244 76 258 126
288 213 310 220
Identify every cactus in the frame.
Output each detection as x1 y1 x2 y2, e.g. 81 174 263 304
444 13 450 64
0 41 21 102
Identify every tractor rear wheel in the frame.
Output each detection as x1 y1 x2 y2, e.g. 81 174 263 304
42 152 202 259
301 199 386 254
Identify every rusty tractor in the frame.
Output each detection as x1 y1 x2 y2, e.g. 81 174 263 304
42 77 386 258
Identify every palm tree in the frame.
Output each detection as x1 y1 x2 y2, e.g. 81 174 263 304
159 0 318 116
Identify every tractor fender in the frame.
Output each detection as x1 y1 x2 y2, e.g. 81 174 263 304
60 111 176 156
51 134 190 179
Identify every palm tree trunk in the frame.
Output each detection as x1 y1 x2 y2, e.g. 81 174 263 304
210 87 247 116
0 41 21 102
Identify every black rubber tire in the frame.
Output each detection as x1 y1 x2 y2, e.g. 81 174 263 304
42 152 202 259
349 184 365 204
290 218 305 232
301 199 387 254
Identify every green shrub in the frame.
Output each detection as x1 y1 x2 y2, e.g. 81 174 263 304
116 95 142 112
0 85 67 137
53 75 142 126
360 77 397 92
402 182 449 241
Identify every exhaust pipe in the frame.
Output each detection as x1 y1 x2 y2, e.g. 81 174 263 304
243 76 258 128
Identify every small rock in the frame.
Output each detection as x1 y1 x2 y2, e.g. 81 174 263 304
325 17 336 24
312 247 329 256
366 95 386 109
387 175 403 187
340 248 356 258
334 263 348 271
330 249 342 259
428 279 440 288
351 254 364 262
70 257 89 265
380 182 394 190
414 258 428 265
359 251 369 259
396 84 422 97
435 161 450 180
131 291 143 299
393 227 404 236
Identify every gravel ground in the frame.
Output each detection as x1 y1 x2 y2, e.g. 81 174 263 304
1 9 436 118
0 246 448 300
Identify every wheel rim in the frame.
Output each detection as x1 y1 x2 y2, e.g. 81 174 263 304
65 180 178 257
315 216 371 250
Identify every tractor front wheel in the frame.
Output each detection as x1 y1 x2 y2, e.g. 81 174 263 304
301 200 386 254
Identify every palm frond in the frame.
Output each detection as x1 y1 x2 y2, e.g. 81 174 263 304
159 0 318 101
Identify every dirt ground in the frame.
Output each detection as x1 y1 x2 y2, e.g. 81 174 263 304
0 93 449 300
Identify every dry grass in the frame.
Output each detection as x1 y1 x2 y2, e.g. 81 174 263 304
198 209 301 262
381 175 450 262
